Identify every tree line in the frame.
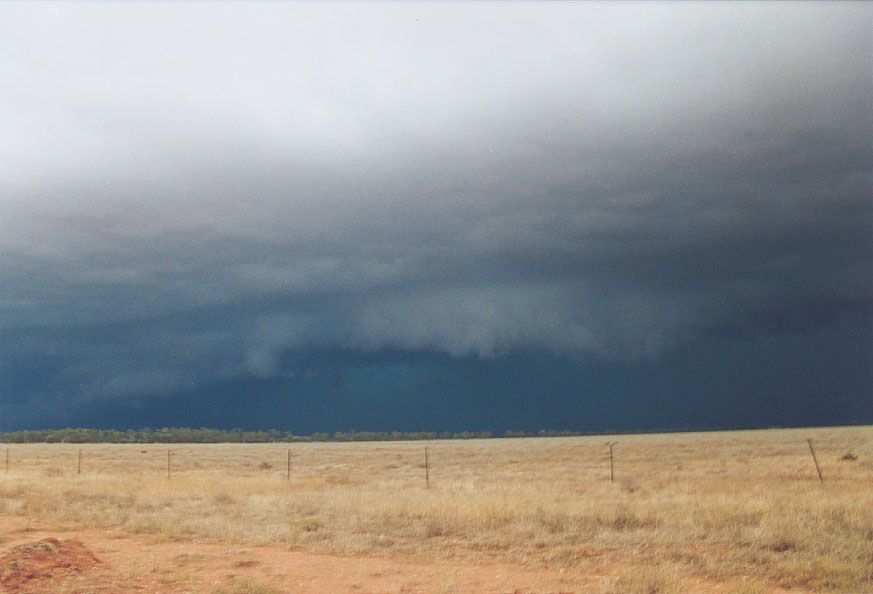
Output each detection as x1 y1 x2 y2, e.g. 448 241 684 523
0 427 587 444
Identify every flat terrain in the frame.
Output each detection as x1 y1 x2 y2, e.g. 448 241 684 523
0 426 870 593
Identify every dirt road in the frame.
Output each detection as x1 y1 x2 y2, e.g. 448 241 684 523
0 516 807 593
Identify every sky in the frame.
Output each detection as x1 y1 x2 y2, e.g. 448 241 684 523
1 2 871 433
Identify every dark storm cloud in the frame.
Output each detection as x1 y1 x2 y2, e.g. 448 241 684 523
1 2 871 404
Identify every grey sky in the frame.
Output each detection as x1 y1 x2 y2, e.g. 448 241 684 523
1 2 871 407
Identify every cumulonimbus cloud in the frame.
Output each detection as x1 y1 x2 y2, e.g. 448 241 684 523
1 2 871 401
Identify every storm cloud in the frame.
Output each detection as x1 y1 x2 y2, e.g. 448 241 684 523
1 3 871 423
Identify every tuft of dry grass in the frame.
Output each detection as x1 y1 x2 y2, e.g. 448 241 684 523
212 577 282 594
608 562 682 594
0 426 870 591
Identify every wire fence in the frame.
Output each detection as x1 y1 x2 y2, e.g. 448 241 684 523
1 431 870 488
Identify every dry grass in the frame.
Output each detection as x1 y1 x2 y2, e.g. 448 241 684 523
212 577 282 594
0 426 871 592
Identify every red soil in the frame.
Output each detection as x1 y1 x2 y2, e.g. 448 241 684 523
0 537 100 592
0 516 809 594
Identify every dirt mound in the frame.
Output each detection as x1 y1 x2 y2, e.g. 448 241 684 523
0 537 100 591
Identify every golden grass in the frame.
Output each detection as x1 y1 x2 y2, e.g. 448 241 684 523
0 426 871 592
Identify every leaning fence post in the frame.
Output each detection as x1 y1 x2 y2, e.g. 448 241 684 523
806 438 824 483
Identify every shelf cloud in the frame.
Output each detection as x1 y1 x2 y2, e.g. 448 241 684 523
1 3 871 411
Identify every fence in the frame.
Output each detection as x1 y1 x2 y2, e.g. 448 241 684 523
1 429 870 488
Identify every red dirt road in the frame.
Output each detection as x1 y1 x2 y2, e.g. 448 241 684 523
0 516 807 593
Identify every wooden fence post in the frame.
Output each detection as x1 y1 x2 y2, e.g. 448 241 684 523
77 449 82 476
167 450 171 479
5 448 7 474
286 448 291 481
425 447 430 489
609 442 615 483
806 438 824 483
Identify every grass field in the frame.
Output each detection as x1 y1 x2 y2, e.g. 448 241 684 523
0 426 870 593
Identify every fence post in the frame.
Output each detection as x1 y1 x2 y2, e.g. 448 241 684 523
4 448 7 474
425 447 430 489
806 438 824 483
286 448 291 481
78 449 82 476
167 450 171 479
609 442 615 483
